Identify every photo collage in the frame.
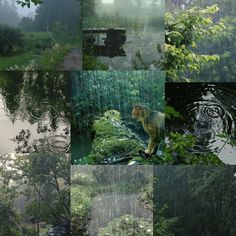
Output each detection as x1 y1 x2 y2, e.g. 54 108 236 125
0 0 236 235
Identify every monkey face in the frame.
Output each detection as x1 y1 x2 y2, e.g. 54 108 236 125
132 105 143 120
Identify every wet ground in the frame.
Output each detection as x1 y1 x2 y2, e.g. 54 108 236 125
58 49 82 71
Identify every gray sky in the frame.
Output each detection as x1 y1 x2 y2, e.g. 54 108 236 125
14 1 37 18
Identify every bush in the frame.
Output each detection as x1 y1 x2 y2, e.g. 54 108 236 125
98 215 153 236
23 32 55 51
0 24 24 55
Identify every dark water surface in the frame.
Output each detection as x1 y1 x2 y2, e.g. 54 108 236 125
98 27 164 70
0 71 71 154
166 83 236 164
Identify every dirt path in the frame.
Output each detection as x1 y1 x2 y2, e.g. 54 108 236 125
57 48 81 71
87 193 152 236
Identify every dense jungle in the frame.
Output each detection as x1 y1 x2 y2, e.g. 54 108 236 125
71 71 165 165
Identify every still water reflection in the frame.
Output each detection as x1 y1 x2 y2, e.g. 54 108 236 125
0 71 71 154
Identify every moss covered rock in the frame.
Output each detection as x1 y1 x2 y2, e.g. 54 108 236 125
85 110 145 164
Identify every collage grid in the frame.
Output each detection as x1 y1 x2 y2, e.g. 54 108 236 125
0 0 236 236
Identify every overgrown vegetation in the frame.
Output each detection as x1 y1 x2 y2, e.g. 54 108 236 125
0 153 70 236
71 166 154 236
0 0 80 70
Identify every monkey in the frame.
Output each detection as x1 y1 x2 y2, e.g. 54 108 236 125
132 104 164 155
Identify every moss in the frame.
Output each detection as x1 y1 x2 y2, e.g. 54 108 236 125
84 110 144 164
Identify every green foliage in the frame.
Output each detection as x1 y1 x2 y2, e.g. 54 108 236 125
78 110 144 164
34 0 80 31
12 153 70 223
32 44 70 69
0 24 24 56
164 5 225 81
81 0 96 17
92 166 151 193
83 14 146 30
193 16 236 81
154 166 236 235
23 32 55 51
165 105 181 120
72 71 165 130
98 215 153 236
83 55 109 70
164 132 223 164
16 0 43 8
0 52 34 70
154 205 177 236
71 172 98 235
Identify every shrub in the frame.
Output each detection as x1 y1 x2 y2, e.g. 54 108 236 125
0 24 24 55
23 32 55 51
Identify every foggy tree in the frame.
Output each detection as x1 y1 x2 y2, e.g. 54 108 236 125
12 153 70 227
34 0 80 31
18 16 35 31
81 0 96 17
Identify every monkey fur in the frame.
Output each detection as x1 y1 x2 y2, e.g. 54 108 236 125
132 104 164 155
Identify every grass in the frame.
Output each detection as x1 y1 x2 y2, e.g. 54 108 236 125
0 51 34 70
0 30 81 70
0 45 71 70
34 45 70 70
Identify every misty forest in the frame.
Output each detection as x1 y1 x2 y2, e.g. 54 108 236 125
0 0 81 70
154 166 236 236
82 0 164 70
0 152 70 236
71 166 153 236
165 0 236 82
71 71 165 165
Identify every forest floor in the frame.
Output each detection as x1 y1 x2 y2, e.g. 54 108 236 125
57 48 82 71
87 193 152 236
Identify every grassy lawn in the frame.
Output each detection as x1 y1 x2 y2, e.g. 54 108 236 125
0 52 34 70
0 46 71 70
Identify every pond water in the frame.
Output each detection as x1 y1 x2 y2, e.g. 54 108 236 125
0 71 71 155
166 83 236 164
98 28 164 70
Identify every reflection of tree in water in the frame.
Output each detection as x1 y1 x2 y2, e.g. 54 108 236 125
0 71 71 154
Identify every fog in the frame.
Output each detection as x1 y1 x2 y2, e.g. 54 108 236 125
16 3 36 17
95 0 164 17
